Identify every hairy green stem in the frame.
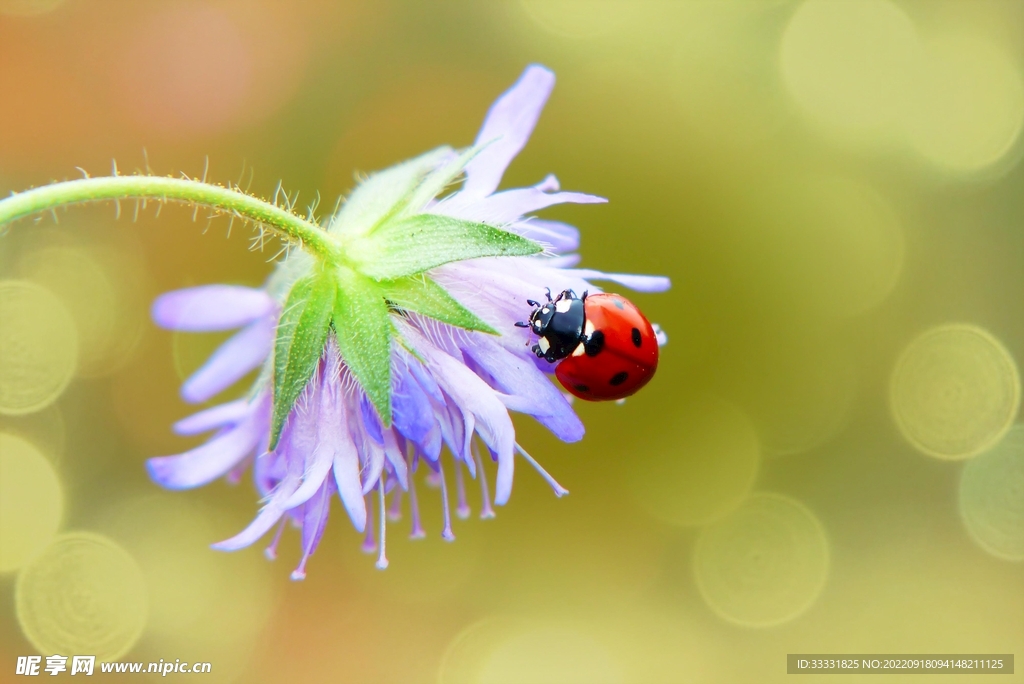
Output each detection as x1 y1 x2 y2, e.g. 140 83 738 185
0 175 336 259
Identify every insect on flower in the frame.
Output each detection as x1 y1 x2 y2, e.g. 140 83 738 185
146 64 670 577
518 288 660 401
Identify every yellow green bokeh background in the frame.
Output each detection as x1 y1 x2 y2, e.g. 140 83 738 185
1 1 1022 682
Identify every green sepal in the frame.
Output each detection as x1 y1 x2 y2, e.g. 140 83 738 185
328 146 453 238
332 268 393 427
270 267 336 450
382 275 497 334
350 214 543 280
398 144 485 219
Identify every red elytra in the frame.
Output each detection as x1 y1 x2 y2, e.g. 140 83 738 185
554 293 659 401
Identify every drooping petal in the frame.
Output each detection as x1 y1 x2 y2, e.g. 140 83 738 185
402 324 516 504
211 475 301 551
360 394 384 445
382 428 409 490
152 285 275 332
293 478 334 579
181 316 275 403
462 65 556 199
392 359 438 446
568 269 672 293
280 440 335 510
462 336 584 442
320 344 367 532
147 418 261 489
359 434 386 496
172 399 250 436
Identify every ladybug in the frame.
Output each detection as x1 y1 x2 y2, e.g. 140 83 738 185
515 288 659 401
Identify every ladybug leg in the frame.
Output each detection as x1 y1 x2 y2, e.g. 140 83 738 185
544 287 553 302
581 290 588 302
531 343 545 358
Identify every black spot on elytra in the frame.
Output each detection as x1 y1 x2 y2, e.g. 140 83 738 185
609 371 629 386
631 327 642 347
585 330 605 356
574 384 590 393
613 299 625 310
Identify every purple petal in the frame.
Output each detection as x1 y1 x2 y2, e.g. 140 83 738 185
463 336 584 443
392 360 438 447
211 475 300 551
320 343 367 532
402 324 516 505
280 440 335 509
439 175 605 225
299 478 333 561
152 285 275 332
147 418 260 489
462 65 556 199
382 429 409 490
568 269 672 293
513 218 580 253
359 435 385 496
173 399 249 436
181 316 275 403
360 394 384 445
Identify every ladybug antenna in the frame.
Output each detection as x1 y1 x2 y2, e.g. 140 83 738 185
514 321 530 328
544 287 553 302
581 290 588 301
526 299 540 307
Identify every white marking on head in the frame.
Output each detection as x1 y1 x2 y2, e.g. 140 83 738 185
541 307 550 315
555 299 572 313
538 337 551 353
571 342 586 357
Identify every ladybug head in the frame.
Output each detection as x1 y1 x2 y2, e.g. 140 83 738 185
529 303 557 336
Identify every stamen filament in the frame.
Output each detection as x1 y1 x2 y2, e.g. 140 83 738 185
438 458 455 541
361 495 377 553
473 442 496 519
408 448 426 539
375 478 389 570
387 487 404 521
264 518 287 560
514 443 569 497
454 459 470 520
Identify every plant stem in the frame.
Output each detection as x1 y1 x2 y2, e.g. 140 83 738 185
0 176 336 259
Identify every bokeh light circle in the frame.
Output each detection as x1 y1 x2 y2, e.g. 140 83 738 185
0 432 62 573
959 425 1024 561
906 33 1024 176
744 341 858 457
16 532 148 660
18 245 118 377
632 397 759 527
479 626 624 684
0 403 66 467
100 495 277 679
0 280 78 415
780 0 920 139
694 493 829 628
890 324 1020 460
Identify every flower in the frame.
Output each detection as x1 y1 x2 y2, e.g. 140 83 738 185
147 65 669 578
